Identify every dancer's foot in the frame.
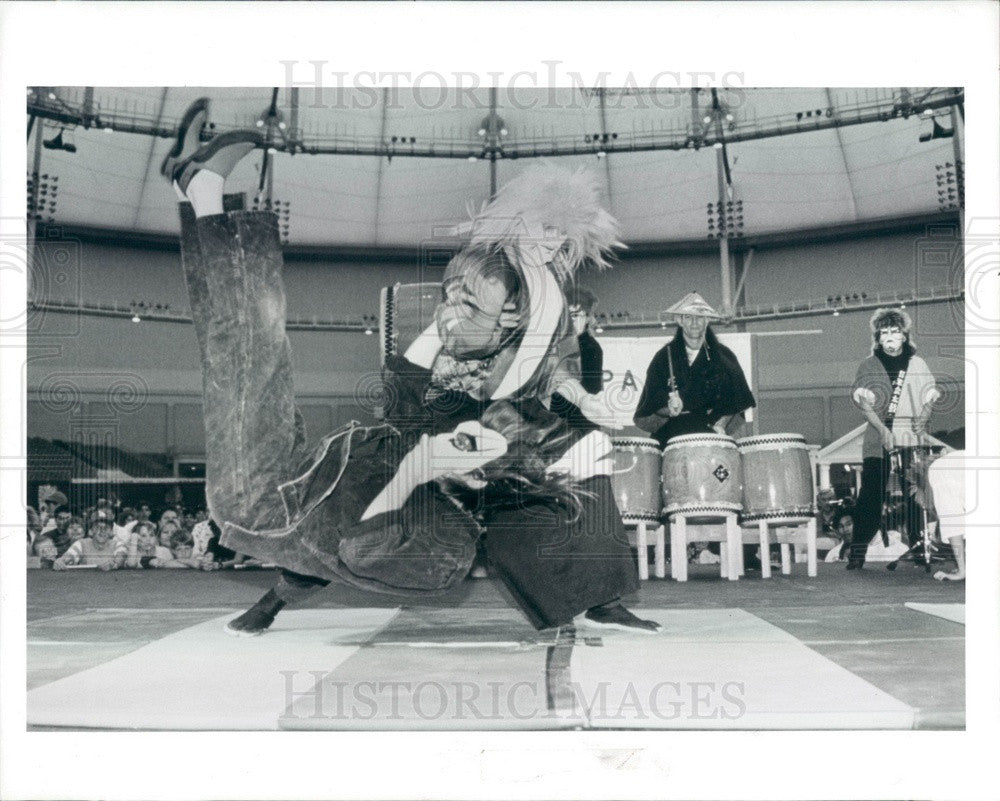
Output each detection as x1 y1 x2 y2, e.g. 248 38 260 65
846 557 864 571
225 588 286 637
581 601 661 633
160 97 210 181
173 129 264 193
933 569 965 581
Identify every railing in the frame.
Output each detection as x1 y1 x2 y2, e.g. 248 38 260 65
29 284 963 333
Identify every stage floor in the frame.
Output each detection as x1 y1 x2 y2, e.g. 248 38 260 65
26 561 964 730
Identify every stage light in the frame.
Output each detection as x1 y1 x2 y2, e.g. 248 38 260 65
702 115 712 125
594 325 604 334
499 128 508 137
47 92 56 100
478 127 486 137
467 155 477 162
923 108 934 116
725 113 734 122
364 327 373 336
267 147 278 155
278 121 287 130
596 151 606 159
131 314 141 323
832 310 840 317
256 119 265 127
713 142 723 150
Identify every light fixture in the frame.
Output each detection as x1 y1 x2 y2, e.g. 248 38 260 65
596 151 606 159
47 91 56 101
725 113 734 122
267 146 278 155
255 119 265 128
832 310 840 317
364 327 373 336
923 108 934 116
467 155 477 162
594 325 604 334
131 314 141 323
278 121 287 130
899 303 906 310
713 142 723 150
477 127 486 137
702 115 712 124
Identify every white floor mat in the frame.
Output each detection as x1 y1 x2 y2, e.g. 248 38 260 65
27 609 400 730
571 609 915 729
904 602 965 625
27 607 917 730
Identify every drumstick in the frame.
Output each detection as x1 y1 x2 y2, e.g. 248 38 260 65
666 345 677 392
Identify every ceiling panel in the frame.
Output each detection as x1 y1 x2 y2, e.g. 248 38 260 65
30 86 961 247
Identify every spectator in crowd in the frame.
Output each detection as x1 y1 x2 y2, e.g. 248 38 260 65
45 509 75 557
52 511 126 571
164 528 211 569
66 520 86 544
114 508 138 544
33 535 58 568
823 510 854 562
136 502 152 523
125 521 174 568
26 506 42 552
158 517 181 548
39 490 68 531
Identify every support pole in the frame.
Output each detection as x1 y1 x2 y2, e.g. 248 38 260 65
27 116 44 291
716 145 733 315
488 86 498 200
950 101 965 233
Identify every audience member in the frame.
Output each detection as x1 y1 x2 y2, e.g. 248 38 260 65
823 510 854 562
33 535 58 568
52 511 126 571
39 490 68 531
45 509 75 556
125 521 172 568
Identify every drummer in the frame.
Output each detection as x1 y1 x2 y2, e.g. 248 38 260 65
633 292 756 449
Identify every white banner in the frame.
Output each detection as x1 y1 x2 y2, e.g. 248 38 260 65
595 332 754 428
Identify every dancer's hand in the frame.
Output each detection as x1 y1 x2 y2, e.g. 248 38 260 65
577 394 625 430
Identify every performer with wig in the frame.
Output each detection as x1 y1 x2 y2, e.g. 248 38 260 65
633 292 755 448
162 99 659 637
846 308 940 569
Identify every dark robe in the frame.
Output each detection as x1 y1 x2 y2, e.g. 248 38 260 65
633 327 755 448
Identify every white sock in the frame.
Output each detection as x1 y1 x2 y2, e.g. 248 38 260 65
185 170 225 218
172 181 187 202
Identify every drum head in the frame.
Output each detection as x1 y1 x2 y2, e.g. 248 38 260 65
737 433 807 449
663 432 737 453
612 436 660 450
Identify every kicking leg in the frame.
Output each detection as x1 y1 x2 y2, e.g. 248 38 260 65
226 569 331 636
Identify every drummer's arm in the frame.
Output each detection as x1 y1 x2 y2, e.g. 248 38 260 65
634 406 671 433
712 414 734 435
